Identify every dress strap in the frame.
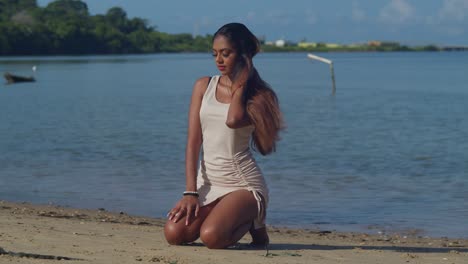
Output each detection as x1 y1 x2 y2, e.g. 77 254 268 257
202 75 219 102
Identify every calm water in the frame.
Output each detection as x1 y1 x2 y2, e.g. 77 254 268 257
1 52 467 238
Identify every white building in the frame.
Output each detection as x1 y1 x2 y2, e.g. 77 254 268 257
275 39 285 47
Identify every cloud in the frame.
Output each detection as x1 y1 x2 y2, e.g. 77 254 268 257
443 27 465 36
438 0 468 22
305 9 318 25
246 11 256 21
379 0 413 24
352 1 366 22
265 10 292 26
192 16 212 28
422 0 468 37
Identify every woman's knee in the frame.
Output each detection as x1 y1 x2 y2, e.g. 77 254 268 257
199 226 227 249
164 220 197 245
164 221 183 245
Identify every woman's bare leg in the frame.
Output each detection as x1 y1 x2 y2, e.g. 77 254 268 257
249 193 269 246
249 226 269 246
164 200 218 245
199 190 259 249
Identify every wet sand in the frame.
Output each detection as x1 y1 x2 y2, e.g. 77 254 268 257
1 200 467 264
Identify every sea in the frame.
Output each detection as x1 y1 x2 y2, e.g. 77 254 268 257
0 52 467 238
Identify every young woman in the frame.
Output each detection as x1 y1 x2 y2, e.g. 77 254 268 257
164 23 283 249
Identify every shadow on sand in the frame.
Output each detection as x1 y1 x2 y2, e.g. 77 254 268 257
267 243 468 253
180 242 467 254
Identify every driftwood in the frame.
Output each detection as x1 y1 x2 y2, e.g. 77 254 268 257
4 72 36 84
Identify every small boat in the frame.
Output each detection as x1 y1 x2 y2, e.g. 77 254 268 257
4 72 36 84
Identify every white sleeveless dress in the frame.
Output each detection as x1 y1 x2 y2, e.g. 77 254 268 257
197 75 269 229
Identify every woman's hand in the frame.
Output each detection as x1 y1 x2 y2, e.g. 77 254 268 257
167 195 200 226
232 55 253 93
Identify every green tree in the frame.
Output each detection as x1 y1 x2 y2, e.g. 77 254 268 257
192 34 212 52
423 45 439 51
128 29 161 53
43 0 88 17
0 0 37 20
37 0 96 54
105 7 127 32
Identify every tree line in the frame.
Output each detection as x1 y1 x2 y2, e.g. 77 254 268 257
0 0 213 55
1 0 447 56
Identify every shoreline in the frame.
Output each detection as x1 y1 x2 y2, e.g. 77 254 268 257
1 200 467 264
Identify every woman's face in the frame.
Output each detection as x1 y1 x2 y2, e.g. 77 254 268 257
212 35 239 76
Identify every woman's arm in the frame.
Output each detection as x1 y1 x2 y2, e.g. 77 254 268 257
168 76 209 226
226 56 252 129
185 77 209 192
225 85 250 128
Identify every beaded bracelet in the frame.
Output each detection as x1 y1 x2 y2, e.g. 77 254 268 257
183 191 199 197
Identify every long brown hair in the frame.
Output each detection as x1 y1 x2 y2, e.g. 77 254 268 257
214 23 284 155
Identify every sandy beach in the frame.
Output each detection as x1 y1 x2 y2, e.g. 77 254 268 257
1 200 467 264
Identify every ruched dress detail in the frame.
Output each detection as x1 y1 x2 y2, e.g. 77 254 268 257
197 75 269 229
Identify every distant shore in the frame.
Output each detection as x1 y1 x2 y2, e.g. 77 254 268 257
1 46 467 58
1 200 467 264
261 45 468 53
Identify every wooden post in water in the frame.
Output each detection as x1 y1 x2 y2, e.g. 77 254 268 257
307 53 336 95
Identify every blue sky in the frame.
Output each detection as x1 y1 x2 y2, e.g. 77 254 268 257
37 0 468 45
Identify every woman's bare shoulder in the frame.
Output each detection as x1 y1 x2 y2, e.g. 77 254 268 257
192 76 212 95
